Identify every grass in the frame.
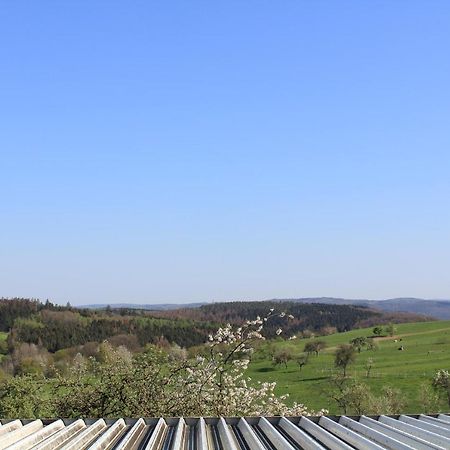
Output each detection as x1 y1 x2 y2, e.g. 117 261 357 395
248 320 450 413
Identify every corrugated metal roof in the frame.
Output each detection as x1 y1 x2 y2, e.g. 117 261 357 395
0 414 449 449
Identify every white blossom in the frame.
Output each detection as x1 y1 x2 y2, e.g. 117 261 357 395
165 308 322 416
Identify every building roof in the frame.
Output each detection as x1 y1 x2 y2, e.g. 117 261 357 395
0 414 449 449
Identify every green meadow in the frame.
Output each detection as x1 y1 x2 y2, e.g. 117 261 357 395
248 320 450 413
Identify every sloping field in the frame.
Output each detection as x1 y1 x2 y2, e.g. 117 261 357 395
248 320 450 413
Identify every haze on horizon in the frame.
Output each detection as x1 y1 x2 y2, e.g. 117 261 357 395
1 2 450 306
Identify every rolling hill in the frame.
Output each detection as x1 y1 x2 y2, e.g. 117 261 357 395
248 320 450 413
276 297 450 319
82 297 450 319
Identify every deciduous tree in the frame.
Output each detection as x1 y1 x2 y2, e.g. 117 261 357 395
334 344 356 376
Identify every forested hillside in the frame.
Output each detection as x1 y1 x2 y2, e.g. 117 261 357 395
1 298 430 353
151 300 430 338
1 298 217 351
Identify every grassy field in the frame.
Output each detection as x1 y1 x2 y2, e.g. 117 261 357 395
248 320 450 413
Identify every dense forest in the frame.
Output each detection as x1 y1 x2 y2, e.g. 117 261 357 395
1 298 217 352
150 300 429 338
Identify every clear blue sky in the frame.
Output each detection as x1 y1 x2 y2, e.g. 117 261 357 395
1 2 449 305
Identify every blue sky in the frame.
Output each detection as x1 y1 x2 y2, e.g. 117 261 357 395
1 2 449 304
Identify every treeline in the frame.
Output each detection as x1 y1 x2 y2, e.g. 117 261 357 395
153 301 431 338
2 298 430 354
0 298 96 332
0 299 217 352
206 301 377 330
0 298 56 331
152 301 381 337
10 311 216 352
206 301 387 337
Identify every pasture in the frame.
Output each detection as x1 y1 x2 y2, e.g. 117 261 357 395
248 320 450 413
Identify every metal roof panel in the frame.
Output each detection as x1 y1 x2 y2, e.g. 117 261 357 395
0 414 449 449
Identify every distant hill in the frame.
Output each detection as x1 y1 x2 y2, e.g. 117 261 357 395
1 297 434 351
140 300 433 338
84 297 450 319
272 298 450 320
84 302 206 310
